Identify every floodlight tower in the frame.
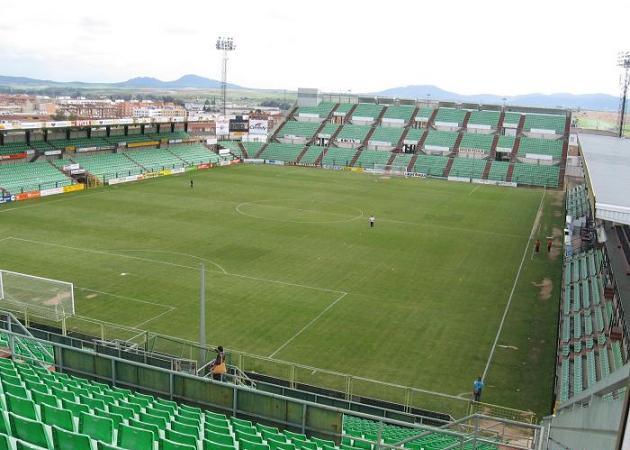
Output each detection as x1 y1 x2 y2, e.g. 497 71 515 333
618 51 630 138
216 36 236 116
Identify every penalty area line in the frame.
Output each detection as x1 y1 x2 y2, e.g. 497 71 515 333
268 291 348 358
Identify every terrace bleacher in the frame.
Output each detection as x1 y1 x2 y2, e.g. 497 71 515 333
0 160 74 194
467 111 500 130
260 143 304 163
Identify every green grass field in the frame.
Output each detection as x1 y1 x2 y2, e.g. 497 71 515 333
0 165 562 418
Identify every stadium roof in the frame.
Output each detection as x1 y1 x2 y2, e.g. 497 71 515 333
579 133 630 225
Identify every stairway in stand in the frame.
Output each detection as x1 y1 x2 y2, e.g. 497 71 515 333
350 107 387 167
313 147 328 166
237 142 249 158
481 135 499 179
406 129 429 172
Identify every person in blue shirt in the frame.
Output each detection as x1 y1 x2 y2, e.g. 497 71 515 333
473 377 484 402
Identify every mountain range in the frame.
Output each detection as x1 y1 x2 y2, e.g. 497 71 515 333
0 74 620 110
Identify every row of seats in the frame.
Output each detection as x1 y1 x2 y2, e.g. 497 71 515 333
368 128 403 146
423 131 458 150
297 102 336 119
382 105 415 122
322 148 357 166
459 134 493 153
433 108 466 126
563 276 604 313
448 158 486 179
566 185 589 219
486 161 509 182
336 125 371 143
351 104 383 121
518 137 563 159
413 155 449 176
260 144 304 163
523 114 567 135
0 160 74 194
564 249 603 284
404 128 424 143
511 163 560 188
353 151 391 168
495 136 515 152
467 111 500 128
279 122 320 139
0 356 367 450
299 146 326 165
415 108 434 121
343 416 497 450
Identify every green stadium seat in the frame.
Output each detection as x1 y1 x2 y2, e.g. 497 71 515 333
127 417 160 439
160 438 196 450
239 440 270 450
6 393 38 420
107 404 135 421
79 411 114 443
139 411 168 430
3 382 29 399
51 425 92 450
170 421 199 438
41 403 74 432
97 441 126 450
117 423 155 450
15 441 48 450
205 422 230 434
61 398 89 417
206 429 234 445
8 413 52 449
165 429 198 448
93 408 124 428
267 438 295 450
0 434 7 450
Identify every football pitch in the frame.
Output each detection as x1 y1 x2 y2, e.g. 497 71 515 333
0 165 562 417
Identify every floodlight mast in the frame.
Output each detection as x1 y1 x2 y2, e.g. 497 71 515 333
216 37 236 117
618 51 630 138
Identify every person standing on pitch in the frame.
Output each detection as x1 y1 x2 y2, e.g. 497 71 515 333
369 215 375 228
535 239 541 253
190 179 194 189
547 238 553 253
472 376 484 402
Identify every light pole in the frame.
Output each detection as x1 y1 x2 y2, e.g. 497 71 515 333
617 51 630 138
216 36 236 117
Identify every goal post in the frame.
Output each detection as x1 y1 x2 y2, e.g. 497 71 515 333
372 163 409 176
0 269 75 322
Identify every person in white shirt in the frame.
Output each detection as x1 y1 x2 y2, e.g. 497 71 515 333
369 215 375 228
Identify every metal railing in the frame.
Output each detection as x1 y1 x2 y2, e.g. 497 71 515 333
0 322 543 449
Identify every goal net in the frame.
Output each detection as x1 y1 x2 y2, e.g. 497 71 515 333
0 269 75 321
372 164 409 176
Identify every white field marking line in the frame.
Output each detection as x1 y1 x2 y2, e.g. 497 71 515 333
77 287 175 310
481 189 546 382
379 217 527 239
0 190 108 214
468 185 481 196
108 249 228 274
131 308 176 329
4 236 346 295
235 200 364 224
268 292 348 358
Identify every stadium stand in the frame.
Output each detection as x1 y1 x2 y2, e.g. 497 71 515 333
523 114 567 135
47 138 112 150
381 105 415 122
169 144 221 165
502 112 522 125
322 148 357 166
433 108 467 126
125 149 186 171
368 127 404 147
467 111 500 129
219 141 244 157
391 153 413 169
298 146 325 165
278 121 321 140
242 142 264 157
260 143 304 162
0 160 73 194
404 128 424 144
518 137 563 159
72 153 144 179
335 125 372 144
413 155 449 176
459 133 493 153
485 161 510 182
353 150 392 168
297 102 336 119
511 163 560 188
351 104 384 121
448 157 487 179
423 130 458 150
566 185 589 219
0 142 35 156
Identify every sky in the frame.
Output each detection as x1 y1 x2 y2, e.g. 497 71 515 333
0 0 629 96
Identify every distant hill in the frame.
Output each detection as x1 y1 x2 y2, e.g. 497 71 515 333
374 85 619 111
0 74 242 90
